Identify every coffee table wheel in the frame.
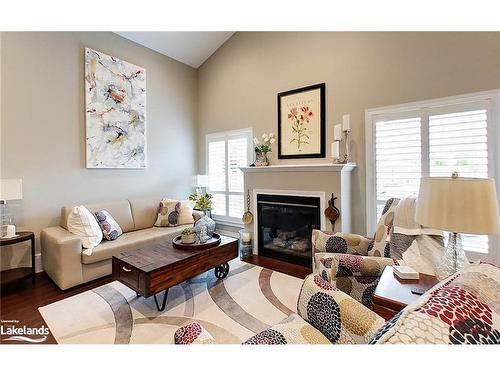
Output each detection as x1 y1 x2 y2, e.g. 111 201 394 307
214 262 229 280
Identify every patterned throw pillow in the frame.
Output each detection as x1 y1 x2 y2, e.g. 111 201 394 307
94 210 123 241
154 198 181 227
367 198 400 257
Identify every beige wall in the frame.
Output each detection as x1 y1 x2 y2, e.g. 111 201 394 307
197 32 500 235
1 32 198 268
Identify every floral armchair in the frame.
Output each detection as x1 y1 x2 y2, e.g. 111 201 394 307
312 198 401 308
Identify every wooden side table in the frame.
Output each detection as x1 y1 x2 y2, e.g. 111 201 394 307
372 266 438 320
0 231 35 286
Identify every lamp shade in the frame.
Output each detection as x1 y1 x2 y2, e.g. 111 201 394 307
0 179 23 201
193 174 209 188
415 176 500 235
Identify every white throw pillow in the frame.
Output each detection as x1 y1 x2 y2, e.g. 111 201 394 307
401 235 444 276
67 205 103 256
178 200 195 225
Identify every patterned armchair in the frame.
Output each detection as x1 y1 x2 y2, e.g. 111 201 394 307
312 198 400 308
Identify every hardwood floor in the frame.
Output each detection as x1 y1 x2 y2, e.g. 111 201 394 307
0 255 310 344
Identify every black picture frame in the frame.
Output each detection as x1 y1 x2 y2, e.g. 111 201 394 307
277 83 326 159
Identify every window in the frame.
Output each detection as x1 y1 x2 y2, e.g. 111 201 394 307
206 128 252 224
366 90 499 258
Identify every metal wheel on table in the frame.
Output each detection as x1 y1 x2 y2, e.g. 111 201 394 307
214 262 230 279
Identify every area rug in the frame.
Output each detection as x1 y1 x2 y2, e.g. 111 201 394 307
38 259 303 344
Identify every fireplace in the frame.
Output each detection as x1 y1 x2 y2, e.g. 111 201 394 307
256 194 321 267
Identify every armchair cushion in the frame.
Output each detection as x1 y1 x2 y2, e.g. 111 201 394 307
367 197 400 258
297 274 385 344
243 313 330 344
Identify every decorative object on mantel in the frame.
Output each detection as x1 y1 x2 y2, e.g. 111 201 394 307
252 133 276 167
324 193 340 226
277 83 325 159
415 172 500 280
85 48 146 169
238 229 252 259
0 179 23 238
341 114 351 163
242 189 254 224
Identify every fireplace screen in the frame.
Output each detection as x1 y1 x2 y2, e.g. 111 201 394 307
257 194 320 267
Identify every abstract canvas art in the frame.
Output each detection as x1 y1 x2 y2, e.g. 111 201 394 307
85 48 147 168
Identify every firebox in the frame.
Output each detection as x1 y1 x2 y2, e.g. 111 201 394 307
257 194 320 268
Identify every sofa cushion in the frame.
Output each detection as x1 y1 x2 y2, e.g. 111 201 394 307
81 225 190 264
128 196 163 231
67 206 103 255
61 200 135 233
369 262 500 344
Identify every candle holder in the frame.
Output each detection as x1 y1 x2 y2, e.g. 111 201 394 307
238 229 253 259
341 129 350 163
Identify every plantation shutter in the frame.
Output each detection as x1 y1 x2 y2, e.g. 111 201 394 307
429 109 489 253
206 129 251 221
375 117 422 219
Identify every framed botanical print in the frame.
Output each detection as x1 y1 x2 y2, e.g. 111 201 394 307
277 83 325 159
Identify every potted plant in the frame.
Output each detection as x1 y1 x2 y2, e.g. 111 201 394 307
188 192 213 214
181 228 197 244
253 132 276 166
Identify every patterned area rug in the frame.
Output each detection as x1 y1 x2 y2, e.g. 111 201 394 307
38 259 303 344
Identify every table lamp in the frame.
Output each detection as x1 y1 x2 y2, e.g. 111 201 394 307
415 172 500 279
0 179 23 238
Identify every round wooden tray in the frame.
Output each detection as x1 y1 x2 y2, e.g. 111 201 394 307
172 233 222 250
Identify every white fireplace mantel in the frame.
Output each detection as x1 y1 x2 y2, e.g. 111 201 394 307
239 163 356 173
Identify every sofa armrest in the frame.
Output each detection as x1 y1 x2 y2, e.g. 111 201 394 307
40 226 84 290
174 322 216 344
331 254 398 278
297 274 385 344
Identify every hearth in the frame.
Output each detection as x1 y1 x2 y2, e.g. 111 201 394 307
257 194 320 267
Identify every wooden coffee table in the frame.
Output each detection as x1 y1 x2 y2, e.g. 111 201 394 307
372 266 439 320
112 234 238 311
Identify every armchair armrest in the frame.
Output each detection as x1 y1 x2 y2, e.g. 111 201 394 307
40 226 84 290
331 254 398 278
297 274 385 344
312 229 373 256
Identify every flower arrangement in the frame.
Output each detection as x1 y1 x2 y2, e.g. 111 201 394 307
253 132 276 153
188 192 213 212
288 106 313 151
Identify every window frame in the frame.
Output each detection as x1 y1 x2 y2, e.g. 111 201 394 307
365 89 500 263
205 127 253 226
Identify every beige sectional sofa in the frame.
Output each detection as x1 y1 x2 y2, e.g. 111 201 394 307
41 197 191 290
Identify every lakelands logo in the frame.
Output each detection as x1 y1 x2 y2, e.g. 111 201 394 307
1 320 49 343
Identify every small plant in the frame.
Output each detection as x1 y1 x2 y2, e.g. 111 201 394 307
181 228 195 235
189 192 213 212
254 132 276 153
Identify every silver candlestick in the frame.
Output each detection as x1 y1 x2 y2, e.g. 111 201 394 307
342 129 350 163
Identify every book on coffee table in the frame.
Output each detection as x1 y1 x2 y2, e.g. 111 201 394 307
393 265 419 280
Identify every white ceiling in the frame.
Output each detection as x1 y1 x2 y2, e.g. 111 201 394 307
114 32 234 68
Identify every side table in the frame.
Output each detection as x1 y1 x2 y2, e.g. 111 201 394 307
372 266 438 320
0 231 35 286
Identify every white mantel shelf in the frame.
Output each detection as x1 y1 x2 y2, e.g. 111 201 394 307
239 163 356 173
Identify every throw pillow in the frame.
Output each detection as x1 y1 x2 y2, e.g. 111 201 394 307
94 210 123 241
401 235 444 276
178 200 195 225
67 205 103 256
154 198 181 227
